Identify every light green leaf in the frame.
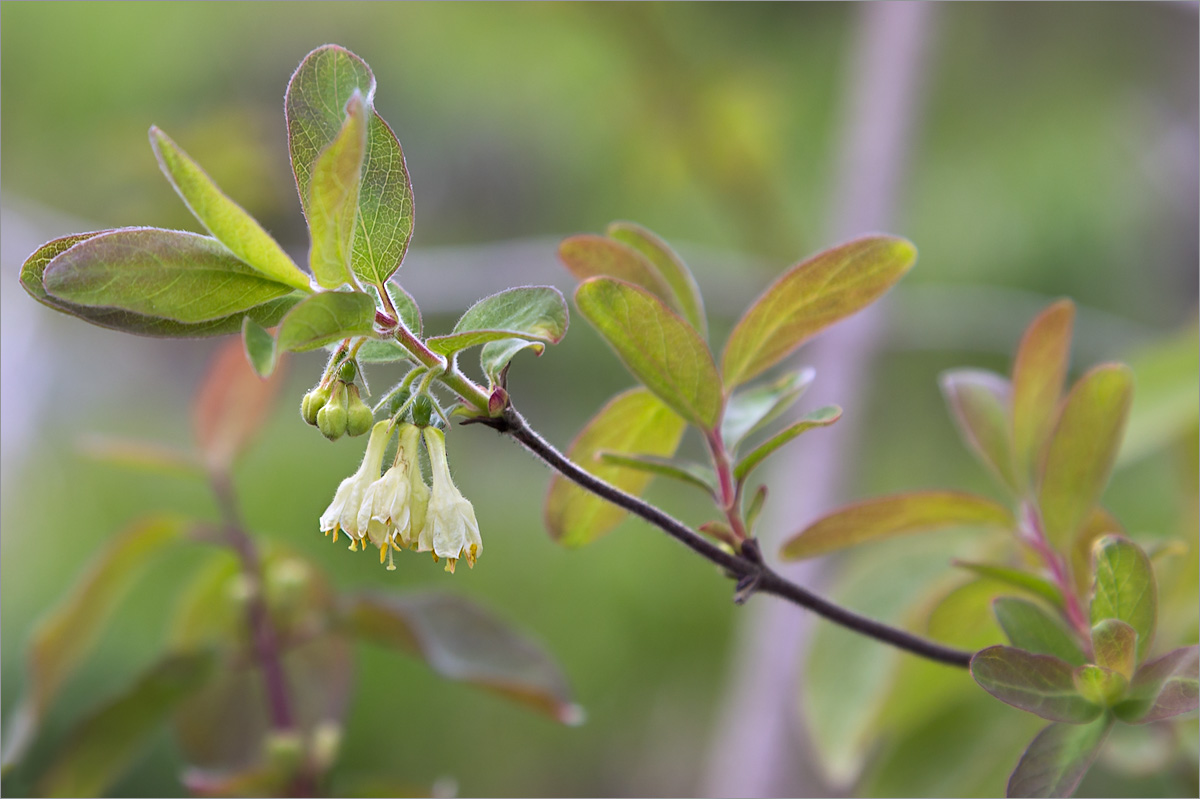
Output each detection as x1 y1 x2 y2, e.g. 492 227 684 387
1089 535 1156 664
306 90 368 288
953 561 1064 608
149 126 312 292
1114 645 1198 724
558 234 676 308
733 405 841 482
993 597 1086 665
596 451 717 498
1038 364 1134 549
426 286 568 355
1007 716 1113 798
721 368 815 450
480 338 546 385
241 317 277 377
39 652 215 798
780 491 1013 561
1011 300 1075 488
575 278 722 429
1072 664 1129 707
722 236 916 387
970 646 1102 723
40 228 297 324
606 221 706 335
940 369 1019 493
341 592 582 725
1091 619 1137 679
276 291 377 353
286 45 414 286
546 388 687 547
1 516 187 772
355 339 412 364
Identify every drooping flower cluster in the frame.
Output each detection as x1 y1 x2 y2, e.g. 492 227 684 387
319 420 481 572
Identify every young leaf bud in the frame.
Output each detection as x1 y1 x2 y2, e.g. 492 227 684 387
301 384 332 426
345 384 374 436
317 383 349 440
412 394 434 427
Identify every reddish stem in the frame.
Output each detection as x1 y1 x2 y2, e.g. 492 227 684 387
1021 503 1091 643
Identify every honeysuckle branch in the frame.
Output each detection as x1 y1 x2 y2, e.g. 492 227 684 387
475 405 974 669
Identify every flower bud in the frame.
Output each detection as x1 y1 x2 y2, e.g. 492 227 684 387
387 386 412 418
338 359 358 383
317 383 349 440
412 394 434 427
301 384 332 426
345 384 374 437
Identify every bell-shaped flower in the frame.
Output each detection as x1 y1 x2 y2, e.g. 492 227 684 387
421 427 482 573
319 420 392 548
356 423 424 570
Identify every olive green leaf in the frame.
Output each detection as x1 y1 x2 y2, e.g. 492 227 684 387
149 126 312 292
596 451 717 499
1114 645 1198 724
1089 535 1156 664
241 317 277 378
276 291 377 353
558 234 676 308
722 236 916 388
733 405 841 482
606 221 707 335
993 597 1086 666
721 368 815 450
425 286 568 356
575 277 722 429
306 90 368 288
940 369 1019 493
546 388 687 547
1011 300 1075 487
970 646 1102 723
1007 716 1113 798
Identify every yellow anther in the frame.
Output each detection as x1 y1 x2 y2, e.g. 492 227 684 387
379 544 387 564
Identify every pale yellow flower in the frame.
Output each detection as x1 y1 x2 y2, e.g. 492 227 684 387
421 426 482 573
356 423 424 570
319 421 392 548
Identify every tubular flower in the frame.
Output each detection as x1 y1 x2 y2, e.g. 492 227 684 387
357 423 424 570
319 421 392 549
421 427 482 573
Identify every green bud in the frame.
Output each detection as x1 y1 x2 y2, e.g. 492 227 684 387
387 386 412 418
337 359 358 383
412 394 434 427
317 383 348 440
300 384 332 426
345 384 374 437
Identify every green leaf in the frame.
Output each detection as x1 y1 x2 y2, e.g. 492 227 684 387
480 338 546 385
1011 300 1075 488
1007 716 1113 798
275 291 377 353
575 277 722 429
733 405 841 482
1114 645 1198 724
355 339 411 364
558 234 676 308
780 491 1013 561
744 484 768 532
970 646 1102 723
341 592 582 725
1090 619 1137 679
38 651 215 798
241 317 277 377
23 232 302 338
1038 364 1134 548
605 221 706 335
953 561 1064 608
993 597 1086 666
596 451 716 498
721 368 815 450
1072 664 1129 707
1 515 186 772
77 434 205 481
1068 507 1125 602
940 369 1019 492
41 228 297 324
286 45 414 286
306 90 368 288
721 236 917 387
1089 535 1156 664
1118 320 1199 465
149 126 312 292
426 286 568 355
546 388 687 546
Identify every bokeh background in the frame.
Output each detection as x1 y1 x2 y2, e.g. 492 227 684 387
2 3 1196 797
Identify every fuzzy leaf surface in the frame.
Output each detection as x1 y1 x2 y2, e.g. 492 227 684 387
276 291 377 353
575 277 722 429
1089 535 1156 664
41 228 295 324
970 646 1102 723
306 91 367 288
426 286 568 355
780 491 1013 561
993 597 1086 666
286 44 414 285
150 126 311 291
1007 716 1113 798
940 369 1018 492
605 221 706 335
342 592 581 724
1011 300 1075 486
722 236 916 387
1038 364 1133 548
480 338 546 384
546 388 687 546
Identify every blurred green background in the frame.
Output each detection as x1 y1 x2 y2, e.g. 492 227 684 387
2 3 1196 797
